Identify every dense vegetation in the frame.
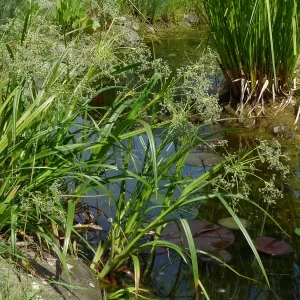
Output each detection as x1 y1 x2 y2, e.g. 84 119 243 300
0 0 298 299
203 0 300 113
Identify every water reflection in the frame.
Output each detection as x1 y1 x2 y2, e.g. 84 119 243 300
73 117 300 299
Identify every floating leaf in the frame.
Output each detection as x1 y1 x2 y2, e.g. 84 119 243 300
200 249 232 263
160 220 234 253
294 228 300 236
162 220 217 238
186 152 220 166
218 217 250 230
253 237 293 256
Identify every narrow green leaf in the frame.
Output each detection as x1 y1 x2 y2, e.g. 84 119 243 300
63 201 76 258
180 219 209 300
131 255 140 299
217 194 270 288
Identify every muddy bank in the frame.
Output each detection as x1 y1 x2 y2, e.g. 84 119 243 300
222 102 300 141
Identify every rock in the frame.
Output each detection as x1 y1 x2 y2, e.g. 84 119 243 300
146 25 155 34
127 29 140 43
116 16 140 31
117 16 128 24
0 256 103 300
184 14 198 26
183 21 192 28
112 16 141 45
112 26 141 46
131 22 140 32
273 125 289 136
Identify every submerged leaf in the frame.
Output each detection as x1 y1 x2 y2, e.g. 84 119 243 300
218 217 250 230
186 152 220 166
200 249 232 263
161 220 234 253
253 237 292 256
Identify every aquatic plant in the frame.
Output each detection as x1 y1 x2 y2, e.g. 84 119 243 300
55 0 100 42
212 138 290 211
203 0 300 111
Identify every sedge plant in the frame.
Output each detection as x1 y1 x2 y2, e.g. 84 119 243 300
203 0 300 113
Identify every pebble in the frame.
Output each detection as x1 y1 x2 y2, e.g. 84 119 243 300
217 288 226 293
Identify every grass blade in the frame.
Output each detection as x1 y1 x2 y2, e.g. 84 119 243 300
63 200 76 258
131 255 140 299
217 194 270 288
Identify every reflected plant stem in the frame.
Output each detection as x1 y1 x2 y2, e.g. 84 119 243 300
143 246 155 277
167 257 184 299
260 203 270 236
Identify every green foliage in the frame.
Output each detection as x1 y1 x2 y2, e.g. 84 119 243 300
203 0 300 103
212 138 290 210
0 0 20 25
130 0 202 23
295 228 300 236
55 0 100 38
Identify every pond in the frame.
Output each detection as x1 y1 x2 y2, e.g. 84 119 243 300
79 28 300 299
148 134 300 299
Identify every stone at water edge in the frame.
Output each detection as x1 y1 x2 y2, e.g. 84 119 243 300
0 256 103 300
146 25 155 34
218 217 251 230
273 125 289 136
183 14 198 25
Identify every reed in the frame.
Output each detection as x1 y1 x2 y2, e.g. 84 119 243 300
203 0 300 105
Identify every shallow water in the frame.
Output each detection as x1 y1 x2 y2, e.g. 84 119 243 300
146 132 300 300
80 125 300 299
147 27 211 68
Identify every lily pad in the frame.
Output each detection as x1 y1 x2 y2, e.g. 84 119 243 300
162 220 218 238
186 152 220 166
200 249 232 263
253 237 293 256
294 228 300 236
218 217 251 230
160 220 234 253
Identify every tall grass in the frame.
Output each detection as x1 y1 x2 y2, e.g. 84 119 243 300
203 0 300 105
129 0 202 23
0 0 20 25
